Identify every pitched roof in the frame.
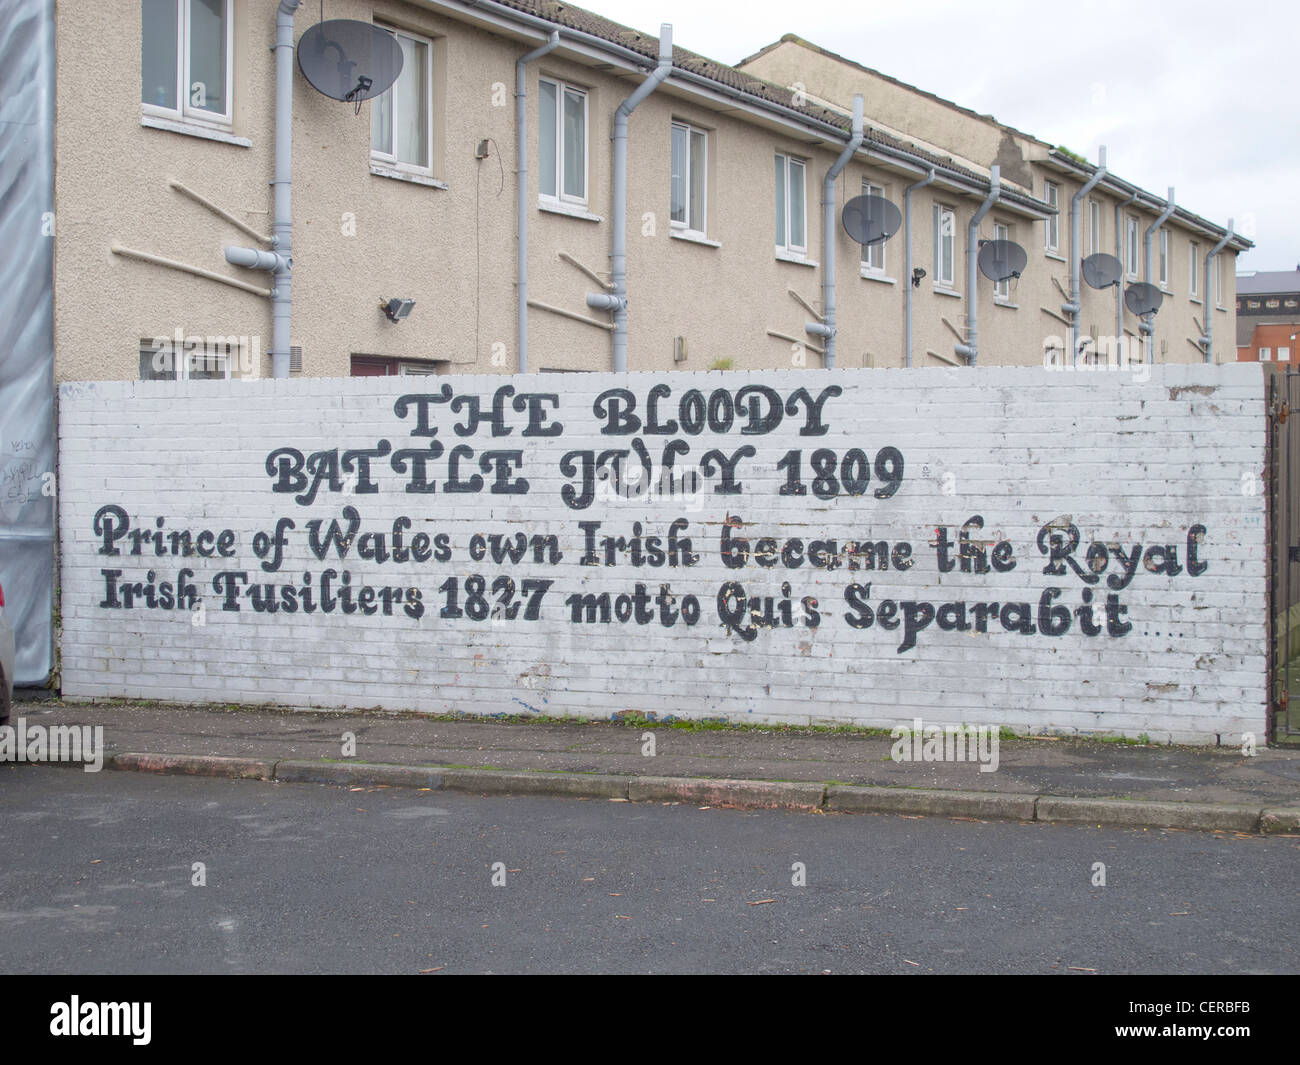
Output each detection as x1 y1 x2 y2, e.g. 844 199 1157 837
489 1 1051 213
1237 270 1300 296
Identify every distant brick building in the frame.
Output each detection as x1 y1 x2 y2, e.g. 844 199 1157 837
1237 269 1300 362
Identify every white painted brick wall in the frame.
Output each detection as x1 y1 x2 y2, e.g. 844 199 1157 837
57 364 1270 742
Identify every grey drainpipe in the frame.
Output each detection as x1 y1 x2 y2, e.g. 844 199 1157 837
1200 219 1233 362
1140 187 1175 363
515 30 560 374
225 0 299 378
586 24 673 372
1143 186 1175 282
1114 188 1139 352
953 165 1000 365
820 95 864 369
903 167 935 367
1063 147 1106 366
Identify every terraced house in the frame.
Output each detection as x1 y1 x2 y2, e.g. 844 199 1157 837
53 0 1247 382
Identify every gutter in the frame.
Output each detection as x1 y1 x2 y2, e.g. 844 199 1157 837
820 95 864 368
514 30 560 374
435 1 1048 219
1048 149 1247 250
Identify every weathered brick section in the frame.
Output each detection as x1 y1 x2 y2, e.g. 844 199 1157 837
56 364 1268 742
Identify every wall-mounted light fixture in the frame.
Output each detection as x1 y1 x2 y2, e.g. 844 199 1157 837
911 267 926 288
382 298 416 323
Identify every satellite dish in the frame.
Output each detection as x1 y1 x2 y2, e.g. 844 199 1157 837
1124 282 1164 317
842 194 902 246
977 239 1028 283
297 20 404 103
1081 253 1123 290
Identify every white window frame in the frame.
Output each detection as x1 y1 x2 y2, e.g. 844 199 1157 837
1044 181 1059 253
141 0 235 129
370 25 434 177
1189 241 1200 298
539 77 589 207
1279 346 1292 363
993 222 1011 300
933 203 956 288
1260 347 1272 362
139 337 235 381
1125 216 1139 279
1088 199 1100 257
861 181 887 273
775 153 807 255
1215 255 1224 306
670 121 708 237
1158 229 1168 287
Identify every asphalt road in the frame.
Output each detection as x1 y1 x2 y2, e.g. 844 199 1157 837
1 764 1297 974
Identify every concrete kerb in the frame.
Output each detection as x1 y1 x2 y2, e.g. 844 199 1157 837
73 751 1292 834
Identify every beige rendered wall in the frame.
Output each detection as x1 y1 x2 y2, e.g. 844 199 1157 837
54 2 1236 385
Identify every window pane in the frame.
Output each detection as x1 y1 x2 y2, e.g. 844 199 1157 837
774 155 786 246
562 88 585 199
789 159 804 248
188 0 227 116
142 0 178 109
689 129 706 231
139 341 176 381
393 37 429 167
371 74 393 155
670 125 686 224
945 214 955 283
539 81 557 197
188 344 227 380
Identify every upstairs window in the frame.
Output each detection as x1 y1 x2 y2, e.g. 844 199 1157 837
1189 242 1200 298
1125 216 1139 278
1043 181 1059 253
993 222 1011 300
142 0 233 127
1088 199 1100 256
670 122 708 236
1158 230 1168 287
540 78 588 205
371 27 433 175
775 153 807 254
862 182 887 273
933 204 956 288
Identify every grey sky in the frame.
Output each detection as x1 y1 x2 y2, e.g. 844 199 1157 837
592 0 1296 271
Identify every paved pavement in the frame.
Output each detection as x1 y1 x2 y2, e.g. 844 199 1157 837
9 693 1300 832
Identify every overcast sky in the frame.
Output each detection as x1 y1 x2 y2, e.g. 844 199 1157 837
593 0 1296 272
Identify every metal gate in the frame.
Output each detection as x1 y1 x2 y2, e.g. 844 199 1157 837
1268 366 1300 743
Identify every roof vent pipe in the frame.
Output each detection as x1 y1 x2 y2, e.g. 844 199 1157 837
596 24 673 373
1199 219 1234 362
903 167 936 367
953 164 1000 365
515 30 560 374
1143 186 1175 282
821 94 864 369
1064 147 1106 366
